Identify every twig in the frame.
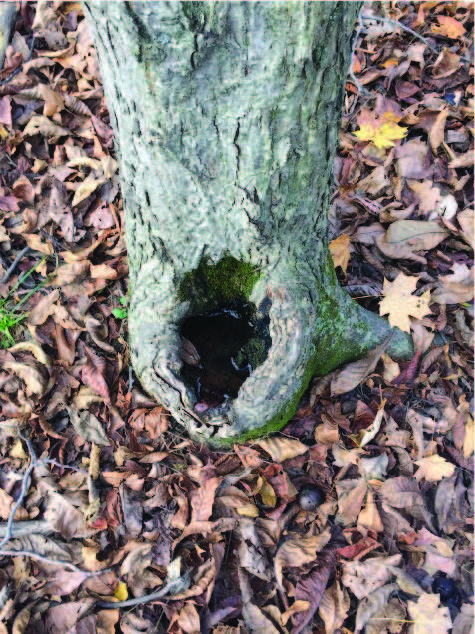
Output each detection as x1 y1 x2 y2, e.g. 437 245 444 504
96 576 190 609
362 15 471 62
348 11 371 107
1 246 30 284
0 436 106 576
0 520 56 539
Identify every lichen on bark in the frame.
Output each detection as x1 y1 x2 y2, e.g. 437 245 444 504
84 1 413 447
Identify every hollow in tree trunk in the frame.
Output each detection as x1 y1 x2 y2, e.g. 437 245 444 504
83 1 413 447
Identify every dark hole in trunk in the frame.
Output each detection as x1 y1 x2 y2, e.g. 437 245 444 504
180 304 270 411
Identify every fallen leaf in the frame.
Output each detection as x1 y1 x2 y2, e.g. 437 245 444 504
256 437 308 462
72 177 106 206
414 455 456 483
429 108 448 153
358 490 384 534
274 528 331 589
23 115 69 138
331 336 392 395
190 477 221 523
376 220 448 263
380 274 431 333
432 264 474 304
342 555 401 599
292 561 333 634
329 234 351 273
431 16 465 39
318 580 350 634
407 593 451 634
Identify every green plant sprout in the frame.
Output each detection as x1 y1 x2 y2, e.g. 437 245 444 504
0 256 50 348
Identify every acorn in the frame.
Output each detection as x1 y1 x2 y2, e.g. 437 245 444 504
298 484 325 511
432 576 462 608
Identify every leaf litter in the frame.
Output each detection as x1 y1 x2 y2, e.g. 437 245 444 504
0 1 472 633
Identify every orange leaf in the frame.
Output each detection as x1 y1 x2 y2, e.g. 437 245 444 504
431 16 465 39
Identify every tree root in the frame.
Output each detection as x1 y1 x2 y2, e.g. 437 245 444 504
130 253 415 447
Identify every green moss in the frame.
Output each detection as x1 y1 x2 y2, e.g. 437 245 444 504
178 254 261 313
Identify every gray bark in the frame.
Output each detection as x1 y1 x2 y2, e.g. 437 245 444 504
83 1 413 446
0 2 17 70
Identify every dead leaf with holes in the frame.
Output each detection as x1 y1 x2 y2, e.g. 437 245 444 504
379 273 431 333
407 593 452 634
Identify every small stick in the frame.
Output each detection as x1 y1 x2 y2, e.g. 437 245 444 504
1 246 30 284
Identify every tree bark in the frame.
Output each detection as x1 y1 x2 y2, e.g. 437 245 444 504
83 1 413 447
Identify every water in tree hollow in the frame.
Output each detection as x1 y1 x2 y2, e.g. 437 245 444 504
180 307 256 411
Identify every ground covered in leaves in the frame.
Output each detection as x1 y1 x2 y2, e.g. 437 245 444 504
0 2 473 633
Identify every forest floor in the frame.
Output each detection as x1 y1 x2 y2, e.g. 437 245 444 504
0 2 473 633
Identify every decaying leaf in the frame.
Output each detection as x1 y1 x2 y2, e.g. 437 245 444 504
274 528 331 589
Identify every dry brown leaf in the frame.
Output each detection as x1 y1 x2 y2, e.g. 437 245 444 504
318 580 350 634
407 593 452 634
174 602 201 634
376 220 448 263
23 115 69 138
432 264 474 304
431 16 466 38
331 336 391 395
66 407 109 446
274 528 331 590
357 490 384 534
255 436 308 462
44 492 90 540
336 478 368 525
190 477 221 523
429 108 448 153
72 177 106 206
342 555 401 599
380 273 431 333
457 209 474 248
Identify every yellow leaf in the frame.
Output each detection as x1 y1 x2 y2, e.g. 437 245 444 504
256 437 308 462
431 16 465 39
414 455 456 483
329 234 351 273
354 119 407 149
372 122 408 149
380 273 431 333
463 416 474 458
114 581 128 601
72 177 105 206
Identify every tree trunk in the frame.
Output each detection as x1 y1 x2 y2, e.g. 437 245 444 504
83 1 413 447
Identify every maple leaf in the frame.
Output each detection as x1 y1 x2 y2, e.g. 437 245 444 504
407 593 451 634
414 455 456 483
380 273 431 333
354 116 407 149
